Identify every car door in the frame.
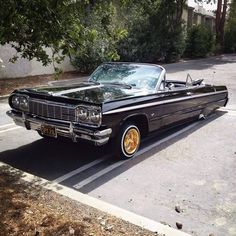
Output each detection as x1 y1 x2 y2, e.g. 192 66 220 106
149 79 203 131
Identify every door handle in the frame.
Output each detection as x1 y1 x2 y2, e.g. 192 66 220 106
187 92 192 96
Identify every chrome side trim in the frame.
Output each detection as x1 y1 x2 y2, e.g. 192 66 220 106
53 85 102 96
103 90 228 115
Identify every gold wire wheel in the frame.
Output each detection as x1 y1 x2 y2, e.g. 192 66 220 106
123 128 140 155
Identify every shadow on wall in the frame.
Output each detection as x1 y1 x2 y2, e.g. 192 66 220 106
0 44 75 79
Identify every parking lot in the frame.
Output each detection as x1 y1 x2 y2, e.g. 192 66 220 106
0 55 236 236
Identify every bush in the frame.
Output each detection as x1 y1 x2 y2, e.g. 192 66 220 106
116 2 157 62
185 25 215 58
224 0 236 53
224 30 236 53
71 2 127 73
117 0 186 63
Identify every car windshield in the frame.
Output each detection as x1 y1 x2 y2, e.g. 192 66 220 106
89 63 162 90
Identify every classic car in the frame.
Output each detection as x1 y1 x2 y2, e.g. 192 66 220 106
7 62 228 159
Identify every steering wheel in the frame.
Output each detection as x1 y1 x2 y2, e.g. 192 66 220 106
167 82 175 90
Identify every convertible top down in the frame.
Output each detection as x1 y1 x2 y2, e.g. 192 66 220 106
7 63 228 159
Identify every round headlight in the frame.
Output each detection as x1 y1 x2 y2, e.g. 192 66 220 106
11 95 20 108
77 107 88 121
20 97 29 111
90 110 101 123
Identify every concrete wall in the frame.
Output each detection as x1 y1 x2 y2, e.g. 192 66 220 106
0 44 75 79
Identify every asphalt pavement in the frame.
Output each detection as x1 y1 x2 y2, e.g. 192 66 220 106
0 54 236 236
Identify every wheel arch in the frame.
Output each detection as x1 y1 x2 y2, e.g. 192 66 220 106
120 114 149 138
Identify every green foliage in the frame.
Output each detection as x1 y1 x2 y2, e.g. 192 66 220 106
154 0 186 62
0 0 79 67
117 0 186 63
0 0 126 73
224 0 236 53
185 25 215 58
116 1 153 62
71 1 127 73
1 0 221 74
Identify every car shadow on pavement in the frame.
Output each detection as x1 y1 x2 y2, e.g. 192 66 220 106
78 110 226 193
0 111 226 192
0 137 108 181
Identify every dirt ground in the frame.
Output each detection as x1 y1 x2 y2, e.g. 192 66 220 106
0 72 84 96
0 165 160 236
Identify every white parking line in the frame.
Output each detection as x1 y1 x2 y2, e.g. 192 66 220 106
53 155 111 184
226 110 236 116
0 126 21 134
73 160 126 189
0 162 191 236
219 108 236 116
138 121 199 156
74 122 199 189
0 123 15 129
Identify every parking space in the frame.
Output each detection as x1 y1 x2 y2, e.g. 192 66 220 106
0 54 236 236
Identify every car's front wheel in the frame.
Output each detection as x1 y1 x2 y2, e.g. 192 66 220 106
116 123 141 159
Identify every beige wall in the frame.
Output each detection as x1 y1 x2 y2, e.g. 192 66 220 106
0 44 75 79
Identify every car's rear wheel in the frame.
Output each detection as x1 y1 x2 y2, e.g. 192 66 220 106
116 123 141 159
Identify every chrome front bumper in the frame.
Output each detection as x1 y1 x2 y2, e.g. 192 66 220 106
7 110 112 146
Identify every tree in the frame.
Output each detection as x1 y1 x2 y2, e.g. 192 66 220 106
71 1 127 73
0 0 79 67
185 25 215 57
195 0 229 51
0 0 126 73
117 0 186 63
215 0 228 50
224 0 236 52
156 0 187 62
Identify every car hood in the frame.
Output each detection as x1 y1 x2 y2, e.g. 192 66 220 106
24 82 152 104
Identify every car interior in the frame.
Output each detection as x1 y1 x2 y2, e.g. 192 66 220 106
159 74 204 91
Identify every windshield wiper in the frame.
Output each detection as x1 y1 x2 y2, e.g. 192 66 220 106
102 82 132 89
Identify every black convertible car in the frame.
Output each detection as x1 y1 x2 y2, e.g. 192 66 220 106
7 63 228 159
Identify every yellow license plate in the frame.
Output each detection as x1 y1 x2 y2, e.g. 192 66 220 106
41 125 57 137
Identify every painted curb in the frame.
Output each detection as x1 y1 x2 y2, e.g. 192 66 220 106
0 162 191 236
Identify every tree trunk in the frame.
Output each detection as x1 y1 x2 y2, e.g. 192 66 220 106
219 0 228 49
215 0 228 51
215 0 222 47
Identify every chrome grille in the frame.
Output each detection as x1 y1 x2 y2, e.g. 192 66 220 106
29 99 76 122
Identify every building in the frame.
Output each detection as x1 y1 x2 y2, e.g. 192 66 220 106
182 3 216 31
